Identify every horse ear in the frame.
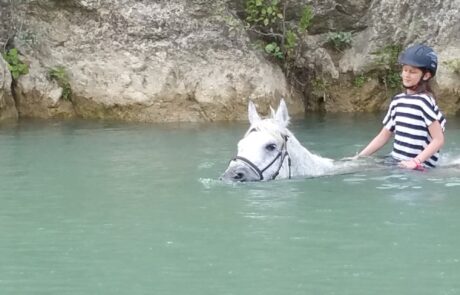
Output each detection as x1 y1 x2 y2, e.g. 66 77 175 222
270 106 276 118
275 99 290 127
248 100 261 124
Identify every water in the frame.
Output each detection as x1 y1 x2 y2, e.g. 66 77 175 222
1 114 460 295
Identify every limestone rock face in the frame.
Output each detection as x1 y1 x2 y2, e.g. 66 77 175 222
1 0 459 120
5 0 302 122
340 0 460 79
0 55 18 121
299 0 460 114
305 0 371 34
14 58 75 119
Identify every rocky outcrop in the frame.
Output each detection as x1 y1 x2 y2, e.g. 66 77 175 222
299 0 460 114
14 57 75 119
0 0 459 122
0 0 303 122
0 55 18 121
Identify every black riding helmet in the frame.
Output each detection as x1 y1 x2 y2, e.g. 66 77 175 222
398 44 438 77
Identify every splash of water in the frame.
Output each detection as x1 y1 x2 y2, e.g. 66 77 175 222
438 152 460 168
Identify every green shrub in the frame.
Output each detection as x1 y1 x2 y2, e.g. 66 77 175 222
385 71 401 89
312 78 328 92
265 42 284 59
48 66 72 101
353 74 366 88
372 44 402 68
371 44 403 90
245 0 283 27
2 48 29 80
244 0 314 61
299 5 313 33
326 32 352 51
285 30 297 50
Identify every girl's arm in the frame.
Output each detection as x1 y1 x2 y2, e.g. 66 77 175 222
399 120 445 169
358 127 393 157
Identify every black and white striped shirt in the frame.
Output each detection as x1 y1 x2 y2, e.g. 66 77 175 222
382 92 446 167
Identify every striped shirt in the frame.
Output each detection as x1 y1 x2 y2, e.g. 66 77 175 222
382 92 446 167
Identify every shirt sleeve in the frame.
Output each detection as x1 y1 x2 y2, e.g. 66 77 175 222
382 101 396 132
418 94 439 126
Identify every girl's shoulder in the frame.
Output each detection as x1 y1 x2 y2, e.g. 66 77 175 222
393 92 435 105
415 92 437 106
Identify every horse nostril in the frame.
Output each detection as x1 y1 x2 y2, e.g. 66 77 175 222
234 172 245 180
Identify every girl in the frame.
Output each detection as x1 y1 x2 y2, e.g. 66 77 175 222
356 44 446 170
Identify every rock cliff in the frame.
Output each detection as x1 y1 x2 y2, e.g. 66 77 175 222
0 0 459 122
0 54 18 121
306 0 460 114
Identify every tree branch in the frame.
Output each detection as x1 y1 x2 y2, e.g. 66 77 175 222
247 27 284 39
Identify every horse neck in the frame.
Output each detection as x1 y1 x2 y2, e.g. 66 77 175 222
284 132 334 177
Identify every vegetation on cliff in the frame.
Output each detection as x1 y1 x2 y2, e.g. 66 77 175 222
2 48 28 80
244 0 313 61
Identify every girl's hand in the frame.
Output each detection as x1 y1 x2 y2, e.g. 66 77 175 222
341 154 360 161
399 160 417 169
399 159 424 171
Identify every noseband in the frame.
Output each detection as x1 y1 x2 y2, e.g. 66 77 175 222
232 135 292 181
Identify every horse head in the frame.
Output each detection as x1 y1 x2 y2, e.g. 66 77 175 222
221 99 335 182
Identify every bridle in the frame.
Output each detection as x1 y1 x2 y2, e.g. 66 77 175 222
231 134 292 181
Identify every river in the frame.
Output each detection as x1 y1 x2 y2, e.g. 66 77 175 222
1 113 459 294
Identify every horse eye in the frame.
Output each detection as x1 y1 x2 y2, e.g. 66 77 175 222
265 144 277 151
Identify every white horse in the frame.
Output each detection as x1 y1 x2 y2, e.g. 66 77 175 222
221 99 345 182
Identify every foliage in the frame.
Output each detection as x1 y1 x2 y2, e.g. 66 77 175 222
312 78 328 92
371 44 403 90
2 48 29 80
353 74 366 88
285 30 297 50
384 71 401 89
245 0 283 27
265 42 283 59
326 32 352 51
244 0 314 61
311 78 329 102
48 66 72 101
299 5 313 33
372 44 402 68
443 59 460 74
223 15 243 33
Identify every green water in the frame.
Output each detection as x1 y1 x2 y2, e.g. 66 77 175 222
1 114 459 295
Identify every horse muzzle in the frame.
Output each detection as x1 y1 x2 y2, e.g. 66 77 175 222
220 162 262 182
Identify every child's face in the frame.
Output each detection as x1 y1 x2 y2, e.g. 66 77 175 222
401 65 432 88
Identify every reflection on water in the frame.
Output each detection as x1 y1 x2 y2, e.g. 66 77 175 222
1 115 460 295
